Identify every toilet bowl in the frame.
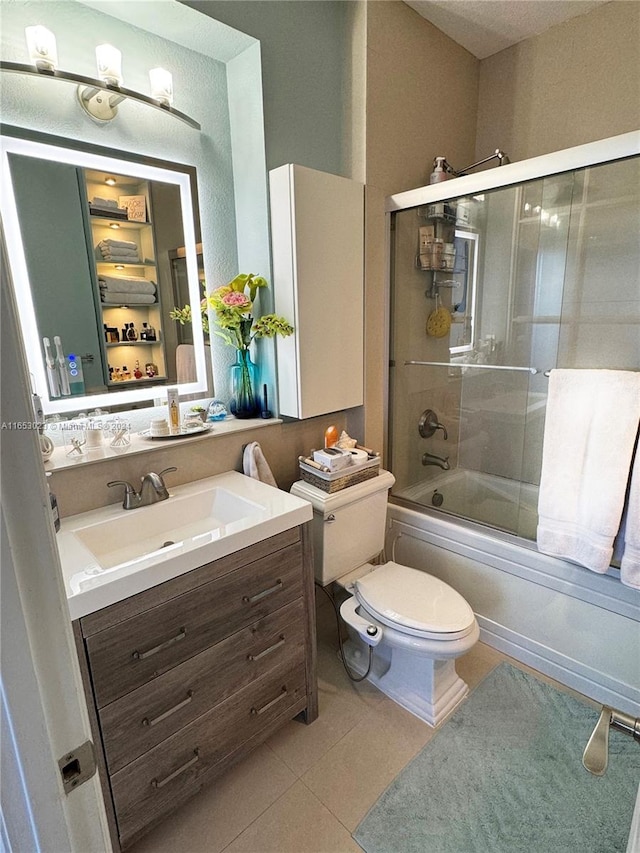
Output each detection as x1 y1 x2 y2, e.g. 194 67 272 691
290 470 479 727
338 561 479 726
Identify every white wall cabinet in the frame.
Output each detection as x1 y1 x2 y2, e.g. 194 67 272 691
269 164 364 419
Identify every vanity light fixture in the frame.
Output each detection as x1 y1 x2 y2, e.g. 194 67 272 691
149 67 173 107
0 30 200 130
95 44 122 87
25 25 58 72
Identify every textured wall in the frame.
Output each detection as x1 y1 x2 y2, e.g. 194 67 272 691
476 1 640 162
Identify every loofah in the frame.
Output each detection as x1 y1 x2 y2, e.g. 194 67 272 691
426 305 452 337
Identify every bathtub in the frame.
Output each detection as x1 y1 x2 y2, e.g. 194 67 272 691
396 469 539 540
386 498 640 717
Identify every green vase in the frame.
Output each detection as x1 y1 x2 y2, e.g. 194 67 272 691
229 349 259 418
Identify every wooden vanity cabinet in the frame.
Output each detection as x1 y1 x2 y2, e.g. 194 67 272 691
73 525 318 851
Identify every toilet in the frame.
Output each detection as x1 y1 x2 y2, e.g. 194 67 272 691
291 469 479 726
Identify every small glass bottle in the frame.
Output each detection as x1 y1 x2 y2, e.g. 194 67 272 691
140 322 148 341
145 322 156 342
121 365 131 380
126 322 138 341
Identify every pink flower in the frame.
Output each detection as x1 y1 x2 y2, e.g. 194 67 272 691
221 292 251 309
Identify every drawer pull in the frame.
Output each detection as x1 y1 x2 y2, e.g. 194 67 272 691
247 636 286 662
132 627 186 661
142 690 194 728
251 686 288 716
243 580 283 605
151 748 199 789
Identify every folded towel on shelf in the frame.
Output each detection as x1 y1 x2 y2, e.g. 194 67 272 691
100 246 139 257
91 196 119 209
99 277 156 295
100 254 141 263
101 292 156 305
98 238 139 251
243 442 277 488
537 369 640 574
620 435 640 589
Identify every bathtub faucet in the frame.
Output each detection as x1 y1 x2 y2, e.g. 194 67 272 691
422 452 450 470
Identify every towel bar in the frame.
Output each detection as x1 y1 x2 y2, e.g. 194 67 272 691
582 706 640 776
404 361 548 375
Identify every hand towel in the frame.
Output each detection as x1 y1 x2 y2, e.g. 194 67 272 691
620 435 640 589
176 344 197 383
537 369 640 574
243 442 277 488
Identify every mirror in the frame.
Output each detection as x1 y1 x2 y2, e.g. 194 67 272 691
1 127 209 415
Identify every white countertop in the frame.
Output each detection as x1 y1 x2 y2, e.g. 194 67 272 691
57 471 312 620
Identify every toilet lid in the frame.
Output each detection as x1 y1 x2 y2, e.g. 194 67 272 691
354 562 476 638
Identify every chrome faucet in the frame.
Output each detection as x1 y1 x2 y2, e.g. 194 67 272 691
108 467 177 510
422 452 450 470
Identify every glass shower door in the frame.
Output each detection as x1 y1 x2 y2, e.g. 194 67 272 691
388 173 576 537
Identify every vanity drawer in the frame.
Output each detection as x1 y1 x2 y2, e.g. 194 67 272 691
112 660 307 846
86 541 304 707
100 600 305 774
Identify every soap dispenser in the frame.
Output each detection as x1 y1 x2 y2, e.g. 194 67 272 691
429 156 451 184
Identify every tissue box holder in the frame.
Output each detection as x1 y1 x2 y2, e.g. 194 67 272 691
299 457 380 493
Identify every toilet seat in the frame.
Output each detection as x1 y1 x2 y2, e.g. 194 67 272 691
354 561 476 641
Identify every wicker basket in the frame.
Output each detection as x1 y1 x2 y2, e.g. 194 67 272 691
298 457 380 493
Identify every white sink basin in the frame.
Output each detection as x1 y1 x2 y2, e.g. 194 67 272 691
57 471 312 619
75 488 265 570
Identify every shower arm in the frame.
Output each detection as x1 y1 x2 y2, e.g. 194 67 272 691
440 149 511 178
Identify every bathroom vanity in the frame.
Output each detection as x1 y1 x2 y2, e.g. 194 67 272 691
58 473 317 850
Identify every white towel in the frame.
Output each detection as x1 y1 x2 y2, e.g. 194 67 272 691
537 369 640 574
101 292 156 305
91 196 119 209
176 344 197 383
100 252 140 262
98 238 138 251
99 278 156 295
243 442 277 488
620 436 640 589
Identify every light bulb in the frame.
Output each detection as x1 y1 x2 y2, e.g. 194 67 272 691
149 67 173 106
96 44 122 86
104 176 116 186
25 26 58 72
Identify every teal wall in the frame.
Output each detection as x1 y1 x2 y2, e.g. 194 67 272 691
0 0 273 402
0 1 239 285
184 0 351 177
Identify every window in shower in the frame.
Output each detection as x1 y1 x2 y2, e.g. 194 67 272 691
387 150 640 541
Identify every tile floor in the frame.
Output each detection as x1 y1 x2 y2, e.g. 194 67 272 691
129 591 584 853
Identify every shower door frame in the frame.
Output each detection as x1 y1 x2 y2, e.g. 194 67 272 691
382 129 640 474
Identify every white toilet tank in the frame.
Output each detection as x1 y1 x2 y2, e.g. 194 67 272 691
291 470 396 585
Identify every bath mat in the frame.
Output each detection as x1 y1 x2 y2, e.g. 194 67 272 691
354 663 639 853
